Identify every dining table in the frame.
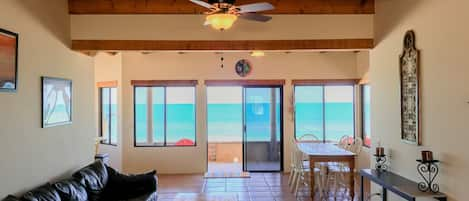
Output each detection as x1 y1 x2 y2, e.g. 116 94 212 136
296 142 357 199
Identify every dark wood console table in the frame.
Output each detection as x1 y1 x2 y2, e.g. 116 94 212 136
360 169 447 201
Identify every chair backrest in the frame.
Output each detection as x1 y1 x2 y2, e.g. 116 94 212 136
338 135 350 149
349 137 363 155
290 138 298 166
298 134 320 143
293 143 307 169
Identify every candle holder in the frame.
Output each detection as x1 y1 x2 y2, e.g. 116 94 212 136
416 159 440 193
374 154 388 171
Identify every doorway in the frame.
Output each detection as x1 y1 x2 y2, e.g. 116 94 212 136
207 86 243 173
206 85 283 173
243 86 283 172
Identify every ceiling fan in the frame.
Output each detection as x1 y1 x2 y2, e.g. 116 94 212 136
189 0 275 30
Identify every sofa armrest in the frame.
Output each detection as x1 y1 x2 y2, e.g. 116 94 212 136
120 172 158 193
101 167 157 200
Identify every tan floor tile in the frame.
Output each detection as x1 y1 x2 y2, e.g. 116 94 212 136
157 173 365 201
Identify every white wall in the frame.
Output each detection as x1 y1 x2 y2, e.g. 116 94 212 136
94 52 123 170
0 0 95 198
120 51 360 174
355 51 372 170
356 51 370 84
70 14 373 40
370 0 469 200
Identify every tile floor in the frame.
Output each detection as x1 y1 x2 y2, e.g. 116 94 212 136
207 162 281 173
207 162 242 173
157 173 363 201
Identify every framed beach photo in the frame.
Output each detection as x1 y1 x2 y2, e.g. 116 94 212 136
0 28 18 92
42 77 72 128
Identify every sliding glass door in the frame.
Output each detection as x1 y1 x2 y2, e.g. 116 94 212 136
243 86 283 172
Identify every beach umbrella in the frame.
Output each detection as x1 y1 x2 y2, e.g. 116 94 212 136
175 138 194 146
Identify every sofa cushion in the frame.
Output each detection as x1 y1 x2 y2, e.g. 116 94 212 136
21 184 61 201
100 166 157 201
2 195 20 201
52 179 87 201
72 160 108 201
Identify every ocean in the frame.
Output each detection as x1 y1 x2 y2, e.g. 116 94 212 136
134 103 354 143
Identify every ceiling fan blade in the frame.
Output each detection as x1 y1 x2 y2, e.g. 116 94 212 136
239 13 272 22
189 0 214 9
237 2 274 13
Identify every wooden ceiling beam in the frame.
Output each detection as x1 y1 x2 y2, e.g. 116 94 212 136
69 0 374 15
205 79 286 86
71 39 374 51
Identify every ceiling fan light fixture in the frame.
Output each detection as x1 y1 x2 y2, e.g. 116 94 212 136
250 50 265 57
206 13 238 30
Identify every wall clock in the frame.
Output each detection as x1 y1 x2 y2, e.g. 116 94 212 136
235 59 251 77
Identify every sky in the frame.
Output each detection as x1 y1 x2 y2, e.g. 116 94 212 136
135 87 195 104
135 85 354 105
207 87 242 104
295 86 354 103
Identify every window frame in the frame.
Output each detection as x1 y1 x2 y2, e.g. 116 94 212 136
99 86 118 146
132 81 198 148
293 80 357 143
360 84 371 148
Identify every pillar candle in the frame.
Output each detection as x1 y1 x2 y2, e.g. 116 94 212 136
376 147 384 156
422 151 433 162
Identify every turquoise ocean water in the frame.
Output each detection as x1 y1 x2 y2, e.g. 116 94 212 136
135 103 354 143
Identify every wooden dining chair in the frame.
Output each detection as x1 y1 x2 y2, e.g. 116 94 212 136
338 135 351 149
288 138 298 188
328 137 363 200
298 134 321 162
291 143 328 199
298 133 321 142
292 134 330 199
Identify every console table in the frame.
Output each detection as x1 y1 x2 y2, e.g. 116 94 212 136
360 169 447 201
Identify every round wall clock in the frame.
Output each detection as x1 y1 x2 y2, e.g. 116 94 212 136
235 59 252 77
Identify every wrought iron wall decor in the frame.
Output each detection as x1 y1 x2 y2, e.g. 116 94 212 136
399 30 421 145
416 159 440 193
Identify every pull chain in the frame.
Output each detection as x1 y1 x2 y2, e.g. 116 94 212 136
220 56 224 68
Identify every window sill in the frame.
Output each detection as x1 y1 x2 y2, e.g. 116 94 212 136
134 144 197 148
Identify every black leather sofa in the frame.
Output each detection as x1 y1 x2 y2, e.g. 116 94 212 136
2 160 158 201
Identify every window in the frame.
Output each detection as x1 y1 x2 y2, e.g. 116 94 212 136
100 87 117 145
361 84 371 147
134 86 196 147
294 84 355 142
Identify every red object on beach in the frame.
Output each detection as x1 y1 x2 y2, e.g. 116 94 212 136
175 138 194 146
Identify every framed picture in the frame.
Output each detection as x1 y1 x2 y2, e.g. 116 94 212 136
42 77 72 128
0 28 18 92
399 30 421 145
